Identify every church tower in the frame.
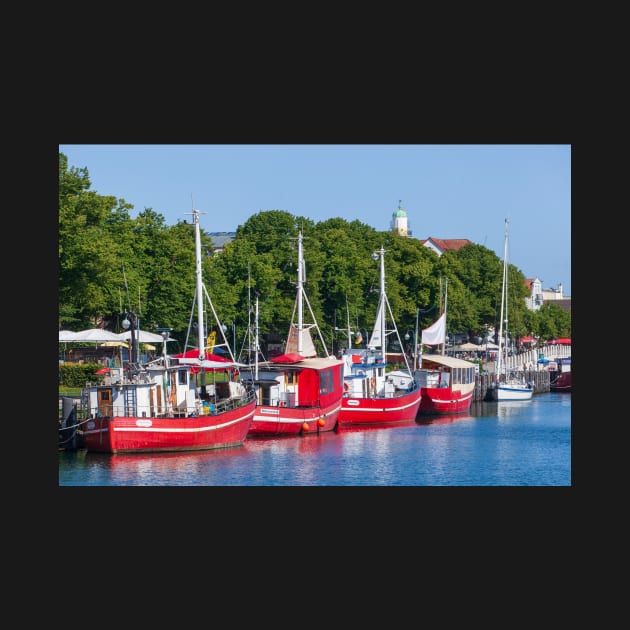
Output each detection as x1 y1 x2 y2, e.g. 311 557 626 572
390 200 410 237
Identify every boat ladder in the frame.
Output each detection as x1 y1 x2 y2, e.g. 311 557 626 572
124 387 137 416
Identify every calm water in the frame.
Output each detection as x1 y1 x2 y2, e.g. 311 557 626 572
58 392 571 486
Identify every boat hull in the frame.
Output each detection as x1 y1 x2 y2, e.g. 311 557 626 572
491 384 533 401
417 386 473 415
81 400 256 454
337 387 422 426
248 401 341 436
550 371 571 392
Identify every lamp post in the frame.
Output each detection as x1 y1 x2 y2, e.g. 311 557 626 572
404 330 411 361
121 311 138 365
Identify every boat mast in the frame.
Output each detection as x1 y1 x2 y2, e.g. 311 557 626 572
254 293 259 380
377 245 386 356
193 207 205 364
186 202 209 394
297 231 304 355
441 278 449 356
413 307 419 370
496 218 509 377
346 295 353 351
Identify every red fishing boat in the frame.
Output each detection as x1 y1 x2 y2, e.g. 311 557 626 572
243 231 344 437
415 354 476 415
337 245 422 427
79 206 256 454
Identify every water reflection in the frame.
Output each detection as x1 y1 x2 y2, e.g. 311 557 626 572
415 413 474 426
59 393 571 486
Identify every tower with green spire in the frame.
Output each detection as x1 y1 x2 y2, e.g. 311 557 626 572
390 200 410 236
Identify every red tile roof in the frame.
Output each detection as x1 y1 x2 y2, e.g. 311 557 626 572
420 238 473 252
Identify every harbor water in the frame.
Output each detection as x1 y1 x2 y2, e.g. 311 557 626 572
58 391 571 486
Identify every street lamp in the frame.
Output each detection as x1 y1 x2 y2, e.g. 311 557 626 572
121 311 138 364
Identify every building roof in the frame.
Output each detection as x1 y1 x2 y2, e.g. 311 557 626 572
550 299 571 312
420 237 473 253
208 232 236 248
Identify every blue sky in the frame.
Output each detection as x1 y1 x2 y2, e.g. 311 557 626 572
59 144 571 295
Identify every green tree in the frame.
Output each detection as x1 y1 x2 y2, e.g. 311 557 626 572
59 152 571 353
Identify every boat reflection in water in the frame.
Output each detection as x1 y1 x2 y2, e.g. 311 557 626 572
60 393 571 486
90 447 251 484
335 418 419 434
415 412 475 427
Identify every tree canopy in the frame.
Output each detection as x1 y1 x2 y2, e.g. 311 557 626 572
58 152 571 352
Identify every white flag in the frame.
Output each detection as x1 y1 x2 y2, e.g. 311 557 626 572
421 312 446 346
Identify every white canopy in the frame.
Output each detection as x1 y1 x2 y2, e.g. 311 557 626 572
59 330 79 341
71 328 123 342
118 329 176 343
455 342 489 351
453 341 500 351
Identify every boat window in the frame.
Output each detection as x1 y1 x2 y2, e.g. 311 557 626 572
320 369 334 394
178 370 187 385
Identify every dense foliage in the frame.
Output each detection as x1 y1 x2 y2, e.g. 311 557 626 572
58 153 571 353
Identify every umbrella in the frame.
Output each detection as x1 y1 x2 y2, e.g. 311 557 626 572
95 367 110 374
101 340 129 348
72 328 124 342
519 336 536 343
118 329 175 343
59 330 79 341
454 342 482 351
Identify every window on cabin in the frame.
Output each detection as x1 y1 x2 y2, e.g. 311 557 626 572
320 369 335 395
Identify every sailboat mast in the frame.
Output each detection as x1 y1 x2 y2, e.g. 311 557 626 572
413 308 419 370
193 207 206 363
345 295 353 350
296 231 304 355
378 245 386 355
497 218 509 376
441 278 449 356
254 294 259 380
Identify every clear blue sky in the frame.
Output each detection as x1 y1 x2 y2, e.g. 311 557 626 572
59 144 571 296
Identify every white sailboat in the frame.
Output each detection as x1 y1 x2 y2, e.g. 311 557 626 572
491 218 533 401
